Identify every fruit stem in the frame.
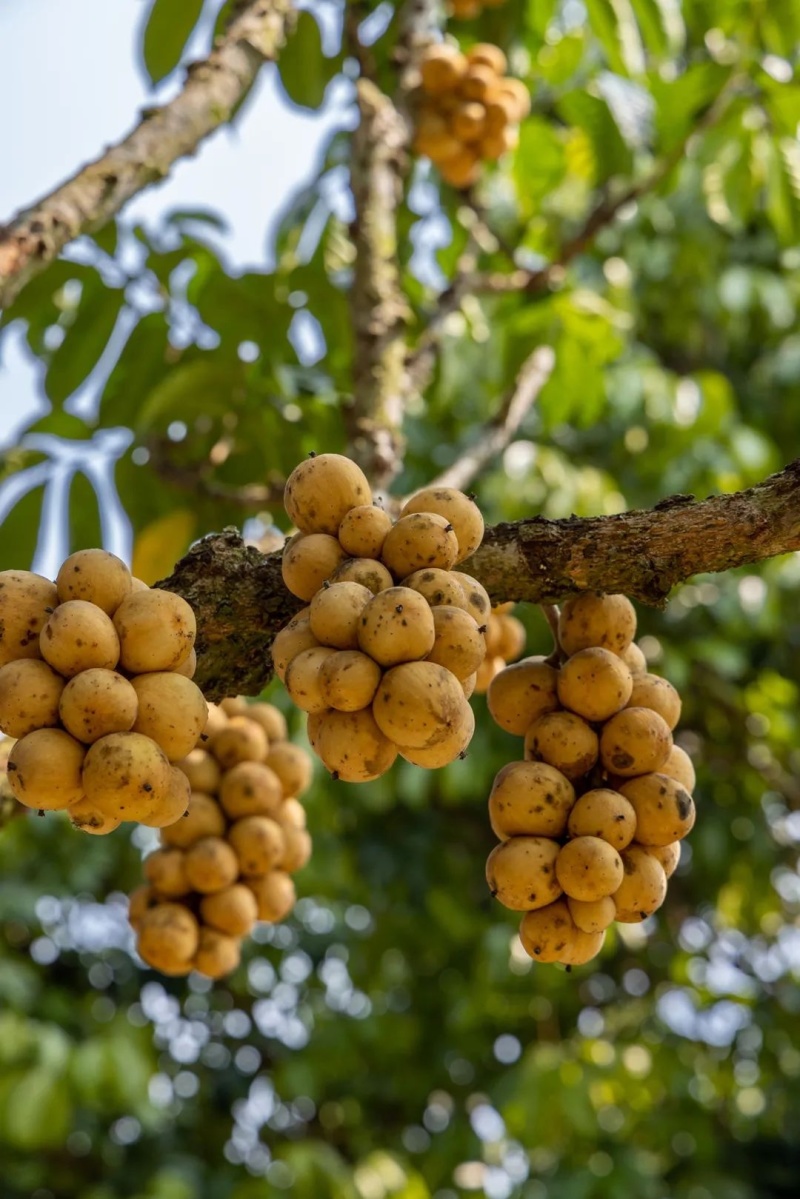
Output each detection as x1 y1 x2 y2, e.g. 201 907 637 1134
541 603 566 666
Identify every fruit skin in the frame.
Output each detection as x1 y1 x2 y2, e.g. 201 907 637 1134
487 657 559 735
566 788 637 851
271 607 319 682
246 703 288 742
488 760 575 840
128 885 158 930
567 896 616 934
68 796 123 835
518 899 577 963
7 727 86 811
0 658 65 738
282 533 348 602
82 731 173 823
280 826 313 872
144 848 190 898
419 44 468 96
193 928 241 979
284 452 372 535
558 592 637 657
247 871 296 922
373 661 469 749
137 903 199 973
131 672 208 761
309 582 373 650
401 568 467 610
398 702 474 768
141 765 192 828
555 836 624 902
425 605 485 680
113 589 196 674
175 748 221 795
380 513 459 578
332 558 394 595
200 883 259 937
266 741 313 798
319 650 382 712
0 570 59 667
626 672 682 729
183 835 240 894
619 773 695 846
524 710 599 781
357 587 436 667
227 815 285 876
56 548 132 615
485 836 562 911
58 668 138 744
284 646 337 713
620 642 647 674
39 600 120 677
210 716 269 769
218 760 283 820
307 707 398 783
650 841 681 879
338 504 393 559
450 572 491 626
599 707 672 777
160 791 226 849
660 744 696 791
557 646 633 722
612 845 667 922
559 927 606 967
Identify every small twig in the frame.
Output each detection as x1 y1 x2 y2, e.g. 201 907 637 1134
540 604 564 666
427 345 555 493
344 0 378 79
147 437 285 510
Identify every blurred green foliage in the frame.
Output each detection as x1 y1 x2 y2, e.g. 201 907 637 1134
1 0 800 1197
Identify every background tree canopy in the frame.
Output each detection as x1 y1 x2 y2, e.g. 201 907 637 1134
1 1 800 1197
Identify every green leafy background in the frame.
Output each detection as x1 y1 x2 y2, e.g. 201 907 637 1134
1 1 800 1196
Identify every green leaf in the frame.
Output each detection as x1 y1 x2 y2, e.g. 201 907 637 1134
0 474 45 571
98 312 172 428
134 359 245 432
44 281 125 407
649 62 731 153
557 90 634 183
1 1067 72 1149
141 0 206 86
278 11 335 111
585 0 632 75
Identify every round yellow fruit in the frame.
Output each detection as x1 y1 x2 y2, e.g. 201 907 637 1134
137 903 199 972
567 895 616 934
619 773 695 846
555 836 624 902
487 656 560 735
567 788 637 850
559 927 606 966
485 836 562 911
271 608 319 682
280 826 313 872
307 706 397 782
7 727 85 810
200 883 259 937
398 701 474 768
68 796 122 836
82 730 172 823
227 815 285 875
331 557 394 595
425 605 485 680
0 570 59 667
131 672 208 761
319 649 382 712
492 614 526 663
558 592 637 657
219 760 283 820
175 747 221 794
59 668 138 744
660 744 696 792
245 702 288 742
114 589 196 674
140 765 192 828
128 884 157 931
266 741 313 798
284 646 337 713
488 760 575 840
337 504 393 559
160 791 226 849
144 847 190 898
401 568 467 610
599 707 672 777
247 871 296 922
626 672 682 729
450 572 491 627
381 513 459 580
419 44 468 95
524 710 599 780
620 641 647 674
309 581 373 650
0 658 65 738
649 841 681 879
612 845 667 922
557 646 633 722
357 587 436 667
210 716 269 769
183 835 240 894
56 548 132 615
193 927 241 979
401 484 486 560
518 899 578 963
40 600 120 677
281 533 348 602
373 661 468 749
284 452 372 535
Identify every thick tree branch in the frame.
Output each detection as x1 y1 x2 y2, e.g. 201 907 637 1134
345 79 411 489
0 0 294 311
160 460 800 700
426 345 555 493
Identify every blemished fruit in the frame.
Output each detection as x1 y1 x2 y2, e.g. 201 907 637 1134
137 903 199 973
613 845 668 922
131 672 208 760
373 661 468 749
331 558 394 595
380 512 459 578
68 796 122 835
402 568 467 609
650 841 681 879
660 743 696 792
245 703 288 742
144 847 190 898
184 835 240 894
487 657 559 734
488 760 575 840
401 487 485 561
357 587 436 667
247 871 296 922
39 600 120 677
265 741 313 798
318 650 382 712
141 766 192 828
398 702 474 768
284 452 372 535
519 899 582 964
160 791 227 849
210 716 269 769
566 788 637 851
58 669 138 744
82 731 172 823
599 707 672 777
556 646 633 722
0 570 59 667
175 748 221 795
227 815 285 875
113 589 196 673
200 883 259 938
0 658 65 738
284 646 337 713
193 928 241 979
7 728 86 810
218 760 283 820
280 826 313 873
282 533 348 601
271 609 319 682
308 707 398 782
309 582 373 649
524 710 599 780
567 896 616 934
485 836 562 911
555 836 624 903
626 673 682 729
425 605 485 680
338 504 393 559
619 773 695 846
56 549 132 615
558 592 636 657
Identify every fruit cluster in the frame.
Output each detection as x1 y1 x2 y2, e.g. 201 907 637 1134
276 454 490 780
0 553 202 834
485 592 696 967
129 698 313 979
474 602 526 693
413 43 530 187
449 0 507 22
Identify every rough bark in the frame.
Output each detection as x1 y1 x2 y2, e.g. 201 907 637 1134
0 0 294 311
160 459 800 700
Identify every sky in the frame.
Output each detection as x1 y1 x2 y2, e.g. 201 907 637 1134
0 0 345 446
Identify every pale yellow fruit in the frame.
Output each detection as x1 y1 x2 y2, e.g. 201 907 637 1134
401 568 467 609
114 589 196 674
140 765 192 829
144 847 190 898
284 453 372 535
193 928 241 979
419 44 468 95
398 701 474 767
473 654 505 695
7 728 85 810
175 748 221 794
381 513 459 579
487 656 560 735
483 614 504 657
493 615 526 663
56 549 132 615
626 673 682 729
331 558 394 595
285 646 337 713
439 149 481 188
480 127 520 161
160 791 226 849
39 600 120 677
357 587 435 667
137 903 199 973
466 42 507 73
280 826 313 872
274 797 307 831
319 649 382 712
557 646 633 722
599 707 672 777
67 796 122 836
620 641 647 674
0 658 65 737
567 788 636 850
450 571 491 626
524 710 599 780
210 716 269 769
130 577 149 593
309 581 373 649
0 570 58 667
485 836 562 911
172 646 196 679
82 731 172 822
59 668 137 744
459 63 496 102
461 673 477 699
619 773 695 846
281 533 348 602
567 895 616 934
558 592 637 657
555 836 623 902
247 871 296 922
131 673 208 761
200 883 258 938
518 899 578 963
202 702 228 740
559 927 606 966
266 741 313 798
219 761 283 819
649 841 681 879
307 707 397 782
452 102 487 146
338 505 393 559
128 884 157 930
373 661 468 749
271 608 319 682
425 605 485 680
488 760 575 840
660 744 696 792
246 703 288 742
227 815 285 875
184 835 239 894
220 696 249 718
400 487 484 562
414 109 462 162
493 77 531 122
612 845 667 922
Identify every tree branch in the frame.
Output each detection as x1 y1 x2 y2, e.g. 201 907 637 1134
0 0 295 311
345 79 411 489
426 345 554 493
160 459 800 700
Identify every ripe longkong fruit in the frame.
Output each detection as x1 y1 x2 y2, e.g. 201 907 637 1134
160 791 226 849
626 673 682 729
200 884 259 937
284 452 372 535
59 668 138 744
613 845 667 922
319 650 382 712
114 589 196 674
357 587 436 667
373 661 468 749
398 702 474 768
599 707 672 777
56 549 132 615
524 710 599 780
309 582 373 650
194 928 241 979
567 896 616 934
137 903 199 973
486 836 562 911
0 658 65 738
489 760 575 840
219 761 283 819
247 871 296 922
555 836 624 903
307 707 398 782
518 899 578 963
271 608 319 682
338 505 393 559
175 748 221 795
131 673 208 761
227 815 285 876
0 570 59 667
426 605 486 680
282 533 348 602
7 727 86 810
140 765 192 828
82 731 173 822
557 646 633 722
68 795 122 835
487 656 559 736
40 600 120 677
210 716 269 769
266 741 313 798
184 835 240 894
558 592 636 657
567 788 637 850
619 773 695 846
380 513 459 578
